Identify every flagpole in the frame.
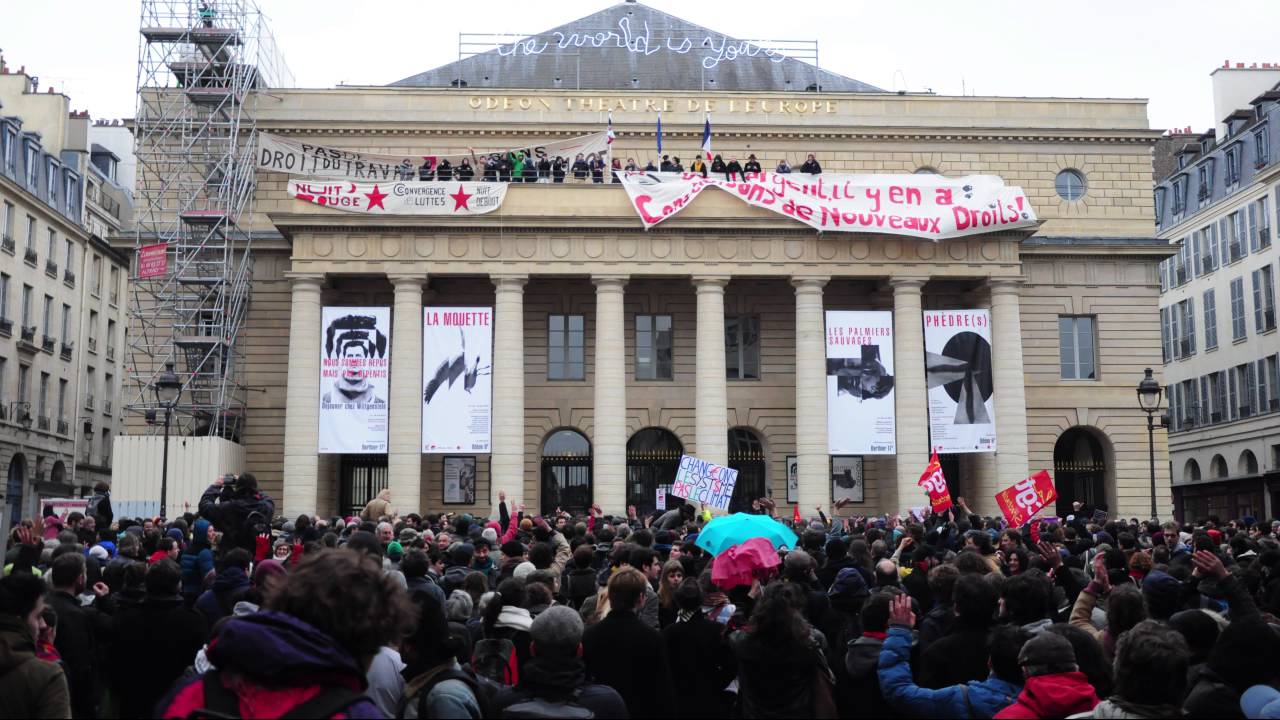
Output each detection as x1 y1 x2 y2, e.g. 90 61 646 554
656 110 663 159
606 110 614 181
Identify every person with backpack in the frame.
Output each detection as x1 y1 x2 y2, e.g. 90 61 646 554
158 549 413 718
198 473 274 556
0 571 71 718
477 579 533 682
86 481 113 530
400 590 487 719
492 605 627 718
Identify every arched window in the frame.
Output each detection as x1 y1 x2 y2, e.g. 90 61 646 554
727 428 766 512
626 428 683 515
541 429 592 513
1183 459 1201 482
1238 449 1259 476
1210 455 1229 479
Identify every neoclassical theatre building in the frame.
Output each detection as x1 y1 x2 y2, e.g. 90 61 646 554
123 3 1172 520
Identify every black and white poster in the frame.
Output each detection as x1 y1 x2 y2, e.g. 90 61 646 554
831 456 864 504
422 307 492 454
825 311 896 455
443 456 477 505
786 455 799 504
924 310 997 454
319 307 390 454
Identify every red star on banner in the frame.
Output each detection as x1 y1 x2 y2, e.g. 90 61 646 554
450 184 473 211
364 185 388 211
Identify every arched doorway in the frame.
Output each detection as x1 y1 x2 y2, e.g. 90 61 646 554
1238 450 1259 476
1210 455 1229 479
1053 428 1109 515
727 428 766 512
6 454 27 528
541 429 592 514
627 428 683 515
1183 459 1201 482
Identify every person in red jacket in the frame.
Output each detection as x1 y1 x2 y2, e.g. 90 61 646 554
995 632 1099 719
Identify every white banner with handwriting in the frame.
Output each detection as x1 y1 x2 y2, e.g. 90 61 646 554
617 171 1037 240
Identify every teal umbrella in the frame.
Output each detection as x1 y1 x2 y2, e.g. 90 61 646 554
695 513 799 556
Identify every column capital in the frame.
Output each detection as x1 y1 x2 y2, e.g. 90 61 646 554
491 273 529 290
888 276 929 292
691 274 731 289
592 274 630 289
790 275 830 291
987 276 1026 295
387 272 427 289
283 272 325 288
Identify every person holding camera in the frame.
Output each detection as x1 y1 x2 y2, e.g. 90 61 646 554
198 473 275 556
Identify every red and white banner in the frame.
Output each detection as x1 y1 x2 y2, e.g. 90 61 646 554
137 243 167 279
617 171 1037 240
289 179 507 215
260 131 611 180
917 452 953 514
995 470 1057 528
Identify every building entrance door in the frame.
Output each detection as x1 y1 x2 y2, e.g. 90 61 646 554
728 428 766 512
540 429 592 514
339 454 388 518
627 428 683 516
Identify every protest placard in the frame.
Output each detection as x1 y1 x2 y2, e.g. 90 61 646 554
670 454 738 512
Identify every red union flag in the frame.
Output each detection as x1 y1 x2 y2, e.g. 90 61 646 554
917 451 953 513
995 470 1057 528
138 243 167 279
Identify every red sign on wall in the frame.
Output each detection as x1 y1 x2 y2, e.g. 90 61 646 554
138 243 167 279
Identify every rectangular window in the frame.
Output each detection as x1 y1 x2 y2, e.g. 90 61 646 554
1200 375 1212 426
1220 217 1231 266
1231 277 1248 340
61 304 71 344
0 358 6 406
1229 211 1246 261
38 372 49 419
1172 177 1187 215
2 127 15 173
547 314 585 380
1228 368 1239 421
57 379 67 423
1212 371 1227 423
26 215 36 252
1197 164 1213 201
18 364 29 403
635 314 674 380
1257 127 1270 167
1266 355 1280 412
1225 146 1242 186
46 230 57 273
106 319 116 357
1240 363 1257 417
23 142 38 190
64 173 79 215
103 373 113 413
1188 234 1201 280
1254 265 1277 332
109 266 119 305
1059 315 1097 379
2 201 12 240
725 315 761 380
88 310 98 349
1203 289 1218 349
1249 201 1261 253
41 295 52 337
1258 196 1272 250
1159 307 1172 363
92 255 102 295
1201 226 1219 273
46 158 58 206
1158 260 1169 293
0 273 8 321
20 285 32 327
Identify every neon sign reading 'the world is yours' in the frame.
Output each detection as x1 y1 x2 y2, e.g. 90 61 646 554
496 16 789 70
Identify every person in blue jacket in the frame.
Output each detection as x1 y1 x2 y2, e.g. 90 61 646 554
878 594 1028 719
180 518 216 604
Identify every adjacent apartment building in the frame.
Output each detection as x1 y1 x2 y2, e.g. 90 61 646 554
0 63 131 536
1156 62 1280 522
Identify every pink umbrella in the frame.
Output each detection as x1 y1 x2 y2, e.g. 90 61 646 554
711 537 782 590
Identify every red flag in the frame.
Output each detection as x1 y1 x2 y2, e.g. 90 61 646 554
995 470 1057 528
792 505 802 525
917 452 953 513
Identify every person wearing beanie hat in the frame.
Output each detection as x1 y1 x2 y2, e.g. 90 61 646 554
995 632 1098 719
1140 570 1184 621
481 527 498 547
514 561 537 583
399 527 420 545
386 541 404 564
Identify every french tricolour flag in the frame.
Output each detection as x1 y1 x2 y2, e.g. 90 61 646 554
700 113 712 162
607 111 615 144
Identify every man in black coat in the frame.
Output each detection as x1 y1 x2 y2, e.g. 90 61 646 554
198 473 274 555
582 567 675 717
662 579 735 717
108 559 208 717
918 573 998 688
48 553 110 719
493 606 626 717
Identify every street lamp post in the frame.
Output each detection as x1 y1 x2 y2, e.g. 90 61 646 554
155 361 182 520
1136 367 1164 520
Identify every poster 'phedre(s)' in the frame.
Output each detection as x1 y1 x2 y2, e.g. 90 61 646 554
422 307 493 454
319 307 390 454
825 311 896 455
924 309 997 454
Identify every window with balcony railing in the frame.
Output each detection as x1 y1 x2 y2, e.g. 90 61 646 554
63 269 75 286
84 395 94 411
60 342 72 361
37 416 49 431
104 400 113 416
1 235 13 254
20 325 36 343
23 246 36 265
56 419 68 435
41 335 54 353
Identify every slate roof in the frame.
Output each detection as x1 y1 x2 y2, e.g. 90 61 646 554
390 2 883 93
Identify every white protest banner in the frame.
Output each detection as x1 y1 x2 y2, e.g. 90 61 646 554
259 131 612 180
617 171 1037 240
423 307 492 454
924 310 997 453
289 179 507 216
319 307 391 453
671 455 739 512
656 486 666 511
825 311 895 455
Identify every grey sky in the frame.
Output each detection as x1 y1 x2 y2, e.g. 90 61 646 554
5 0 1278 131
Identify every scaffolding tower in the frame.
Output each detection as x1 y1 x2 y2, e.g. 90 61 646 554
128 0 291 439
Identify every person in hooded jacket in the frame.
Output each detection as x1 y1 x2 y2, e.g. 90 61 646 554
361 488 391 522
492 606 627 718
662 579 735 718
993 632 1099 719
878 593 1027 718
181 518 215 604
195 548 252 628
725 157 744 181
157 549 414 719
109 560 208 717
0 571 71 719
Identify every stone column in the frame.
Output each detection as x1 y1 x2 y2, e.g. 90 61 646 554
892 277 929 513
792 277 830 514
388 274 425 516
989 278 1030 499
282 273 324 517
694 276 730 466
491 274 528 509
593 275 629 514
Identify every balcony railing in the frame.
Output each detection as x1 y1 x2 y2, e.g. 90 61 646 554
20 325 36 343
0 318 11 336
84 395 94 411
23 246 37 265
56 419 69 435
41 335 55 353
63 269 75 286
103 400 113 416
60 342 73 360
36 415 49 431
45 260 57 277
1 234 13 254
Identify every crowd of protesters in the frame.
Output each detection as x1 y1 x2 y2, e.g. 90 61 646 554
397 150 825 184
4 474 1280 718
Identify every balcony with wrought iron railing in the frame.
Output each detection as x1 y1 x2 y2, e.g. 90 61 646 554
56 419 69 435
19 325 37 344
60 342 73 361
63 269 76 287
41 335 55 353
23 246 37 265
0 317 11 337
36 415 50 431
45 260 57 278
104 399 113 416
84 394 94 411
1 234 13 254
